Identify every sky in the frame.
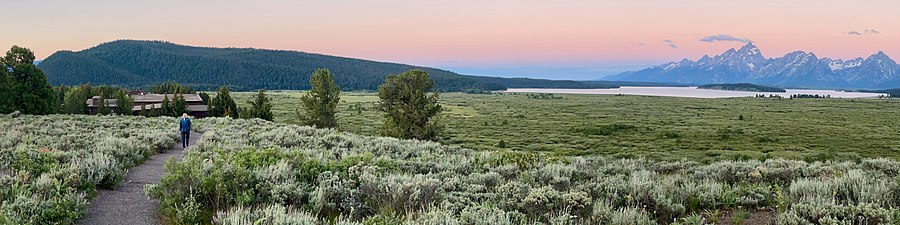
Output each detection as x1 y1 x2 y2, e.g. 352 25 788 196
1 0 898 80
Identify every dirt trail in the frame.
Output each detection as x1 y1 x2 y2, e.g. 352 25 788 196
77 131 201 225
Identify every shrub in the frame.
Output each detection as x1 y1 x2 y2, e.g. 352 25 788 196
0 115 177 224
145 117 900 224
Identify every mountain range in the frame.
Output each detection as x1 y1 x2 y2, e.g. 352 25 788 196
609 43 899 89
37 40 618 91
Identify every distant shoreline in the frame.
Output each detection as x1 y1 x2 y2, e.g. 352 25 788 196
503 86 887 99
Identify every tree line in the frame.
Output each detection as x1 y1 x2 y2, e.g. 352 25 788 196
206 68 444 140
5 45 443 140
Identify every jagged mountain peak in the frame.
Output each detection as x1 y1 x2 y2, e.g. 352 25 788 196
738 42 761 56
613 44 898 88
867 51 893 62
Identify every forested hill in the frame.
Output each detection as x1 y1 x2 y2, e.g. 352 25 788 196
38 40 611 91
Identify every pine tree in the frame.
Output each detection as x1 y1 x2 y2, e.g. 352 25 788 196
209 85 238 118
160 94 172 117
61 88 89 114
97 96 111 115
237 106 251 119
173 93 188 116
0 68 14 114
54 85 67 113
377 69 443 140
114 91 134 116
249 90 273 121
10 64 56 115
298 68 341 128
148 104 158 117
3 46 55 115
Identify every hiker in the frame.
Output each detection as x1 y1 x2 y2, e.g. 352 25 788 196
179 113 192 148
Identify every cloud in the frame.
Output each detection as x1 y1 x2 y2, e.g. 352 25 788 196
699 34 752 44
848 29 879 36
663 40 677 48
638 42 646 46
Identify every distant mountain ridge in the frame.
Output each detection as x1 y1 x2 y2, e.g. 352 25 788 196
37 40 616 91
610 43 900 89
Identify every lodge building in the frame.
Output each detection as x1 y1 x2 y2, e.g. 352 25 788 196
86 93 208 118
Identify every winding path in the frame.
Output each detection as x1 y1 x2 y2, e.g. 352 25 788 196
77 131 201 225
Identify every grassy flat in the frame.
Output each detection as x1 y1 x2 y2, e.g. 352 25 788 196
225 91 900 162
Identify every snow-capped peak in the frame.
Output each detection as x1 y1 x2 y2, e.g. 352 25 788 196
827 57 863 71
738 42 761 56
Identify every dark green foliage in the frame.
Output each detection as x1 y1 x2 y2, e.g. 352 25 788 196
149 81 195 94
61 86 89 114
0 69 14 114
198 92 210 105
53 85 67 113
1 46 56 115
2 45 36 67
209 85 238 118
10 64 56 115
237 106 251 119
160 94 172 117
299 68 340 128
248 90 273 121
526 93 563 99
698 83 786 92
58 84 127 115
576 124 636 136
377 70 443 140
97 96 111 115
37 40 611 91
114 91 134 115
872 88 900 97
172 93 188 116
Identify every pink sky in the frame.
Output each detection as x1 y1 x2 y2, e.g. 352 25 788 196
1 0 898 79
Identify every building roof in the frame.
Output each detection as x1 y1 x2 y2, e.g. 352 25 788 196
86 97 118 108
132 94 203 103
132 103 208 112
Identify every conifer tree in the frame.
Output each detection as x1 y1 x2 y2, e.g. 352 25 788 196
298 68 341 128
114 91 134 116
97 96 111 115
0 68 14 114
161 94 172 117
173 93 188 116
209 85 238 118
3 46 55 115
249 90 273 121
377 69 443 140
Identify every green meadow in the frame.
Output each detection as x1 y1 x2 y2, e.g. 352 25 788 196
229 91 900 162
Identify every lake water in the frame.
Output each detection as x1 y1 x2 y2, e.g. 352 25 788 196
504 87 886 98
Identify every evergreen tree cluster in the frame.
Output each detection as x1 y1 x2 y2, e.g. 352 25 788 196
57 84 133 115
149 81 195 94
1 46 57 115
37 40 612 92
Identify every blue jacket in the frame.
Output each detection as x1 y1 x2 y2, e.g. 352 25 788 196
179 118 191 132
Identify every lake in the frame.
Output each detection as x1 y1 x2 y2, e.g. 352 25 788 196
504 87 886 98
